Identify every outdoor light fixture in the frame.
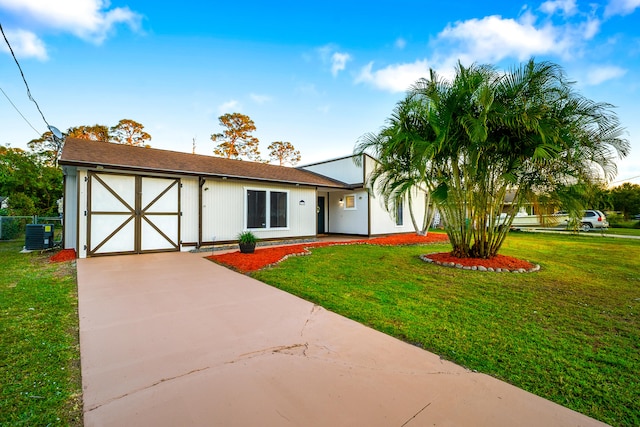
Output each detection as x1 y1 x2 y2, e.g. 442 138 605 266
299 200 305 206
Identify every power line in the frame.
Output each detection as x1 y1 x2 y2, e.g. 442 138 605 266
0 22 53 135
0 86 42 136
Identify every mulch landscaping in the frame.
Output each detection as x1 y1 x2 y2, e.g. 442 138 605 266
422 252 536 271
206 232 534 273
49 249 77 263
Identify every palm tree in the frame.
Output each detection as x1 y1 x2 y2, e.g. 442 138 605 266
354 97 437 235
362 59 629 258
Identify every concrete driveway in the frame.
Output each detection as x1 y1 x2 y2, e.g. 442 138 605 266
77 252 607 426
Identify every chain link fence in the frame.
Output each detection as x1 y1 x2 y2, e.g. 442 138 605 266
0 215 63 242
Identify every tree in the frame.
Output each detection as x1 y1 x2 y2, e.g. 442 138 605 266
27 131 63 166
268 141 301 166
610 183 640 218
110 119 151 147
358 60 629 259
355 97 437 235
67 124 110 142
0 146 63 215
211 113 261 160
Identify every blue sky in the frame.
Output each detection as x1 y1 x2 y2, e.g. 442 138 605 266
1 0 639 184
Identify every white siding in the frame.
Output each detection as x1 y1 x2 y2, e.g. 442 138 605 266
328 190 369 235
202 178 316 243
369 187 428 235
77 169 88 258
301 156 363 185
180 177 199 246
63 170 77 251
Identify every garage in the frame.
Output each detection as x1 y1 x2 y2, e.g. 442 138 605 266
87 172 180 256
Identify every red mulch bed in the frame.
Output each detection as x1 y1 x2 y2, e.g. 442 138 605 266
208 233 450 273
49 249 76 263
424 252 535 270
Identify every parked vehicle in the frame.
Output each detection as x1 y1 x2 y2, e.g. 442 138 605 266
573 210 609 231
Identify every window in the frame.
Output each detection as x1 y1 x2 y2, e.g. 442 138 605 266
395 197 403 226
270 191 287 228
246 189 288 229
344 194 356 210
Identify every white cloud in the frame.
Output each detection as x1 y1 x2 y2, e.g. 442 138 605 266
356 60 431 93
436 14 571 63
218 100 240 114
540 0 578 16
0 0 142 44
0 29 47 60
250 93 271 104
331 52 351 76
395 37 407 49
604 0 640 17
317 44 351 76
584 65 627 85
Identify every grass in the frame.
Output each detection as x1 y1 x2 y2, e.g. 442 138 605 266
0 240 82 426
252 232 640 427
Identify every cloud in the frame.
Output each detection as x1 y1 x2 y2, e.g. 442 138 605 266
317 44 351 76
395 37 407 49
356 60 431 93
0 0 142 46
539 0 578 16
0 28 47 60
604 0 640 17
218 100 240 114
584 65 627 85
250 93 271 104
331 52 351 76
436 14 572 63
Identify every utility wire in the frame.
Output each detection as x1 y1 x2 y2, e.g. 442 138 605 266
0 21 53 135
0 86 42 136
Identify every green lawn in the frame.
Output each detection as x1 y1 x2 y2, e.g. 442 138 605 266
0 240 82 426
252 232 640 427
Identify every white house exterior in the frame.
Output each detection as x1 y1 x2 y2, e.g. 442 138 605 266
59 138 427 258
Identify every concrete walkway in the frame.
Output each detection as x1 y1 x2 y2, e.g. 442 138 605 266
77 252 608 426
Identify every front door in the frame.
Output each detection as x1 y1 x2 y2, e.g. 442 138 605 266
317 196 325 234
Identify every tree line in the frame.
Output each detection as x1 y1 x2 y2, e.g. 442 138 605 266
1 113 302 217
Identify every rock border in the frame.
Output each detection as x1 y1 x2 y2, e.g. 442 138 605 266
419 253 541 273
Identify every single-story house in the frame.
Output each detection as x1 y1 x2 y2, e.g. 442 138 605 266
59 137 426 258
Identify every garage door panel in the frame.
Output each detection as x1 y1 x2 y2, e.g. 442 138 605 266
88 172 180 256
90 215 135 254
91 175 135 212
141 215 179 251
142 178 179 213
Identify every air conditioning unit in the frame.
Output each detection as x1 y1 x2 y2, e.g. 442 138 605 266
25 224 54 250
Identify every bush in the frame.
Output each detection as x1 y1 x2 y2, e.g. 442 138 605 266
0 217 21 240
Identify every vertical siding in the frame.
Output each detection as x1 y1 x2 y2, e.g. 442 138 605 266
63 170 78 251
180 177 199 245
369 187 428 235
77 169 88 258
301 156 363 184
202 178 316 243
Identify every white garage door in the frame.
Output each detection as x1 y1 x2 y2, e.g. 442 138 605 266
88 172 180 256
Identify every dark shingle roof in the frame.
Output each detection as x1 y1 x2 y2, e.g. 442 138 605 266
59 138 349 189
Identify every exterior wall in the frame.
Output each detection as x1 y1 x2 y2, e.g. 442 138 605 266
369 187 428 235
180 177 199 246
62 169 78 251
77 169 88 258
328 190 369 235
301 156 364 185
201 178 317 243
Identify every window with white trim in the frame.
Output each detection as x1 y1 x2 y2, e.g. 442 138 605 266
246 189 288 229
395 197 404 226
344 194 356 210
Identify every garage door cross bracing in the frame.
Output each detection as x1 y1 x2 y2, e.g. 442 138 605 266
87 172 180 256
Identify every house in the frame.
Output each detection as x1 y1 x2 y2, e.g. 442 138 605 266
59 138 425 258
0 196 8 210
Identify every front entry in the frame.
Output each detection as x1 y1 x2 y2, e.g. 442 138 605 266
317 196 325 234
87 172 180 256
